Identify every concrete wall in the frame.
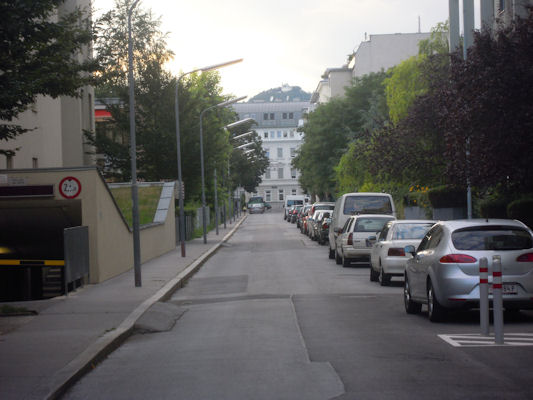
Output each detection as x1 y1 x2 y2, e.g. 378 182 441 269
0 168 176 283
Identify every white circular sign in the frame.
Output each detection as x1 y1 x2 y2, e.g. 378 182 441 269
59 176 81 199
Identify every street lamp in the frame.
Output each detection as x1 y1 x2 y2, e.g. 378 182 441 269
232 131 254 141
127 0 141 287
174 58 243 256
224 118 256 225
199 95 247 243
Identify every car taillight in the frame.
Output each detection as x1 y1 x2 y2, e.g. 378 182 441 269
439 254 477 263
388 248 405 257
323 223 329 229
517 253 533 262
347 233 353 245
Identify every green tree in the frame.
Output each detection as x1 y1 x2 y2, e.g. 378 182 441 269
294 71 389 199
441 11 533 194
0 0 97 152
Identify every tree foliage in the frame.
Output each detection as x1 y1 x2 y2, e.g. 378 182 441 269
89 0 267 208
440 12 533 194
0 0 97 150
294 71 389 199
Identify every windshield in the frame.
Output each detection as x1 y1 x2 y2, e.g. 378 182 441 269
452 226 533 250
392 223 434 240
354 217 394 233
343 196 392 215
287 200 304 206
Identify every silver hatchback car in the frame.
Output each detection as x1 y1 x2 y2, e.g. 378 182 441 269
403 219 533 322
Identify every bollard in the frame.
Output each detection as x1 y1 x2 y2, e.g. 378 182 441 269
479 257 489 336
492 255 504 344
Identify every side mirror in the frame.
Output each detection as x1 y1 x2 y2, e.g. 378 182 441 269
404 245 416 257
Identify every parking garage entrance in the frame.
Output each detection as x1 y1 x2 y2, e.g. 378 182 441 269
0 196 85 301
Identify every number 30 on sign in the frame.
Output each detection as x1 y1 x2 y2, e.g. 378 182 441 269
59 176 82 199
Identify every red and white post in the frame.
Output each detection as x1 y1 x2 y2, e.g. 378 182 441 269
492 255 504 344
479 257 489 336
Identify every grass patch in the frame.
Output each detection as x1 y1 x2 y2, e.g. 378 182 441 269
110 185 163 227
0 305 37 316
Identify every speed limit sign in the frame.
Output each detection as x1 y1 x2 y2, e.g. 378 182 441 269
59 176 82 199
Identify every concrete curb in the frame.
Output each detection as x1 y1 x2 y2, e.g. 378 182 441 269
43 215 247 400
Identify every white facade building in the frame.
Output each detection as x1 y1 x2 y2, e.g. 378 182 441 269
233 100 310 208
0 0 95 170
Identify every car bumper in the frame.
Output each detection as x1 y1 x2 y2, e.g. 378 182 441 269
342 246 371 264
432 269 533 309
381 257 409 276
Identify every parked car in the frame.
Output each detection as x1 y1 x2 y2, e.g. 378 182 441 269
289 205 303 223
329 193 396 259
297 205 312 230
403 219 533 322
370 220 436 285
248 202 265 214
335 214 396 267
308 210 323 240
316 212 332 245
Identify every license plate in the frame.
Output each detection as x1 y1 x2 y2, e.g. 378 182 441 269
489 283 517 295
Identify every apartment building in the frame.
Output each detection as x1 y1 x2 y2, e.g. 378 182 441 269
232 89 310 207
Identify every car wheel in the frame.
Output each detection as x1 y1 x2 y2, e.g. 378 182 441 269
427 280 446 322
370 267 379 282
335 249 342 265
342 254 350 268
329 247 335 259
379 264 391 286
404 277 421 314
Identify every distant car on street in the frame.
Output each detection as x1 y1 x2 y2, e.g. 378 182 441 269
370 220 436 285
403 219 533 322
248 203 265 214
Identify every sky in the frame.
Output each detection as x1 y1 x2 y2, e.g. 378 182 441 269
92 0 458 99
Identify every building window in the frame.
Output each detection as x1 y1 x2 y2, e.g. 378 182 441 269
283 131 288 138
290 130 295 138
289 112 294 119
277 131 282 138
270 113 275 120
278 168 284 179
291 169 296 179
263 113 268 120
265 190 271 201
265 148 270 158
270 131 275 138
277 148 283 158
290 148 295 157
282 112 287 119
265 169 271 179
32 157 38 169
6 155 13 169
279 189 284 201
292 189 297 195
263 132 268 139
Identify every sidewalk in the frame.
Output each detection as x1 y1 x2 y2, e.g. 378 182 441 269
0 216 246 400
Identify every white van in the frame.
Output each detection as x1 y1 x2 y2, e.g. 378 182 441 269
283 195 309 220
328 193 396 259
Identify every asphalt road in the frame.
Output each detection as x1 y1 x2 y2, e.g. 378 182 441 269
64 212 533 400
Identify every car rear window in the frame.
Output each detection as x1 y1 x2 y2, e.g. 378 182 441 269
343 196 392 215
287 200 304 206
392 223 434 240
354 217 394 233
452 226 533 250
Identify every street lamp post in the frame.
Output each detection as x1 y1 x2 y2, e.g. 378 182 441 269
199 96 247 243
174 59 242 256
127 0 141 287
224 118 257 227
